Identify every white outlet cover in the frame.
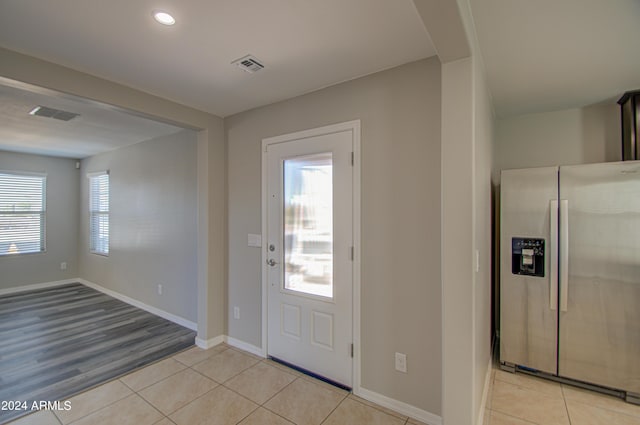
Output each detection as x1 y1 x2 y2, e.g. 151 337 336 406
395 352 407 373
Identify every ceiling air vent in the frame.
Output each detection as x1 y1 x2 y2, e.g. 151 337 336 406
29 105 80 121
231 55 265 73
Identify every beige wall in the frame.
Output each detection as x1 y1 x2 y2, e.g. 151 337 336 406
0 151 79 289
78 130 198 322
441 56 475 425
0 47 226 341
435 1 495 423
494 103 620 180
225 58 442 414
472 54 494 423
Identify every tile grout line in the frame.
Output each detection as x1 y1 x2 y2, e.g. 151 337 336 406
138 348 252 424
184 354 294 424
120 359 189 392
232 404 260 425
132 390 169 425
138 348 230 424
347 394 410 422
254 374 302 417
562 392 640 422
190 350 261 385
486 409 539 425
151 371 222 422
317 391 350 425
561 384 573 425
57 380 135 425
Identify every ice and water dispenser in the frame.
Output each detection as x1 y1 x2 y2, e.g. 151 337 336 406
511 238 545 277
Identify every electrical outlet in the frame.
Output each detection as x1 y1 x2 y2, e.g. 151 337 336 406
157 284 163 295
395 352 407 373
60 262 67 271
233 306 240 320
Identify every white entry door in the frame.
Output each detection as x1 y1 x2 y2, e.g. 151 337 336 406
265 127 354 388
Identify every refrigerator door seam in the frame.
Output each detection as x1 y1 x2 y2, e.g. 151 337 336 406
549 200 559 310
559 199 569 312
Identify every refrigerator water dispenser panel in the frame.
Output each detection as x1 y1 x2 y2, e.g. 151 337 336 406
512 238 545 277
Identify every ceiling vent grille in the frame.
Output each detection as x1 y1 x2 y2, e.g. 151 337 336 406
29 105 80 121
231 55 265 73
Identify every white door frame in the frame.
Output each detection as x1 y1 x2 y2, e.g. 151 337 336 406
261 120 361 392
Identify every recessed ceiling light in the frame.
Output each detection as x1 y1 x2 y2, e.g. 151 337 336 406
153 11 175 26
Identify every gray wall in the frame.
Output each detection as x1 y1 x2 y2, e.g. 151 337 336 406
225 58 442 414
78 130 198 323
0 151 79 289
494 102 620 180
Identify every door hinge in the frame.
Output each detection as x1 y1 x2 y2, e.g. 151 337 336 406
351 151 354 166
350 246 354 261
350 343 354 358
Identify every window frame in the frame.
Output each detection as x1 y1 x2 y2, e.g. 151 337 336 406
88 170 110 256
0 170 47 257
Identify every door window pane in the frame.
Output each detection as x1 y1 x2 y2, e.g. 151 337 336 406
283 153 333 298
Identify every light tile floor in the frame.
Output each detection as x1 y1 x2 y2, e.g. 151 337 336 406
484 365 640 425
10 344 640 425
8 344 426 425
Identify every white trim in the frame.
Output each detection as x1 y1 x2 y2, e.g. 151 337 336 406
355 387 442 425
0 170 48 178
86 170 109 178
351 120 362 394
77 278 197 331
0 279 76 296
225 336 266 357
195 335 225 349
476 353 494 425
261 134 269 364
260 120 362 392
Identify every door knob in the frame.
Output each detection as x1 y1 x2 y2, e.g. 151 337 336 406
267 258 278 267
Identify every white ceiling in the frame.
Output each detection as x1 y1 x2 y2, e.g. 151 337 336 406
470 0 640 117
0 0 436 118
0 0 639 158
0 82 184 158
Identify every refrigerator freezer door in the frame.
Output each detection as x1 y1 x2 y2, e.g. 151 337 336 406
500 167 559 374
559 161 640 394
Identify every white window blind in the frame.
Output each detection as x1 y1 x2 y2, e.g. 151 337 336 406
89 171 109 255
0 171 46 256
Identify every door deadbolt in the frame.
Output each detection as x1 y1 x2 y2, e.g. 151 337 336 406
269 244 275 252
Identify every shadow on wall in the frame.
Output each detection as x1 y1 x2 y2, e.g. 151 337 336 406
581 101 622 163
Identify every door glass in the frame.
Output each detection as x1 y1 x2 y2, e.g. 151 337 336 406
283 153 333 298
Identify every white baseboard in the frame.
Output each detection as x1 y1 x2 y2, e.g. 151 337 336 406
195 335 225 349
78 278 197 331
225 336 265 358
476 353 495 425
0 279 77 296
355 387 442 425
220 337 437 424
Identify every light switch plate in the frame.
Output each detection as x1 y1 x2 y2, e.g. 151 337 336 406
248 234 262 247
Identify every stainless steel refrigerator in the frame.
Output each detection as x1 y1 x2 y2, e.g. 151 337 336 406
500 161 640 403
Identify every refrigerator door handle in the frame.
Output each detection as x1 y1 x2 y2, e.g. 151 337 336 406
559 199 569 312
549 200 559 310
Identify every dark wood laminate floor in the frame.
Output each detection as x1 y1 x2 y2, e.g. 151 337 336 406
0 283 195 424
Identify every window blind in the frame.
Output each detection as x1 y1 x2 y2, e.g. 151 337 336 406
89 172 109 255
0 171 46 256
